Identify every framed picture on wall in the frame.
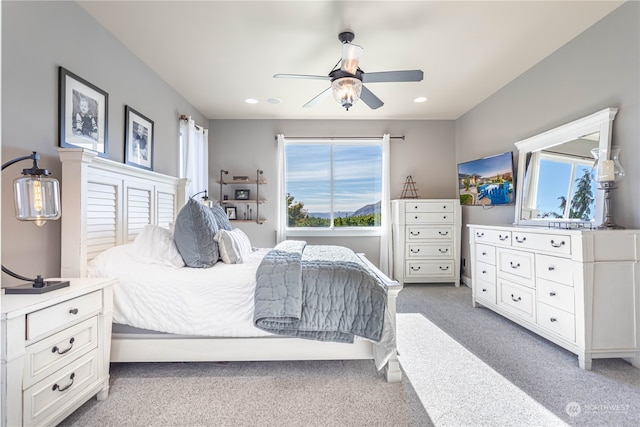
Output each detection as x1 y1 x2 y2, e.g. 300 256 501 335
124 105 154 170
235 189 250 200
58 67 108 157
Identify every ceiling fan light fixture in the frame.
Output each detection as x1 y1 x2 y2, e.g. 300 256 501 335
340 43 363 75
331 77 362 111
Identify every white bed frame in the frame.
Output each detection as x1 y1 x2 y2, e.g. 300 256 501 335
59 148 403 382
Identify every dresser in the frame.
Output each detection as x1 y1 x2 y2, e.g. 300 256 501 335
468 224 640 370
392 199 461 286
1 278 115 426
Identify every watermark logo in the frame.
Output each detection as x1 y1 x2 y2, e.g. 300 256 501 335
565 401 630 417
566 402 582 417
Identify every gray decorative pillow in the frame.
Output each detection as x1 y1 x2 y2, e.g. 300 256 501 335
173 199 219 268
210 203 232 231
214 228 253 264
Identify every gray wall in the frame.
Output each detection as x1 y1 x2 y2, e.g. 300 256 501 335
209 119 457 263
1 1 207 284
455 1 639 281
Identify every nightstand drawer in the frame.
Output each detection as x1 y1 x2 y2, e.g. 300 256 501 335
24 317 99 388
537 302 575 341
24 350 99 426
406 226 454 241
27 291 102 341
405 260 454 278
405 212 454 224
406 243 453 258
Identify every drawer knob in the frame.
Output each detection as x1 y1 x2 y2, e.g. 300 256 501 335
550 318 557 323
438 248 449 253
510 262 520 269
549 292 556 297
548 266 555 271
442 205 447 209
69 308 79 315
481 251 487 256
443 215 448 219
476 232 484 238
499 235 508 241
510 294 521 302
414 216 419 220
439 266 449 271
482 288 487 292
411 266 421 271
410 248 420 253
410 231 420 236
439 231 449 236
482 270 487 274
52 337 75 355
515 236 526 243
550 240 565 248
52 373 76 392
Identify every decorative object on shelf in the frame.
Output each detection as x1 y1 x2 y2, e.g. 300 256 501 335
400 175 419 199
2 152 70 294
124 105 154 170
591 146 625 229
226 206 237 220
235 189 250 200
233 175 249 181
58 66 108 157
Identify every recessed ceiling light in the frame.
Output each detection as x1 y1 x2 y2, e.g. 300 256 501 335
267 98 281 104
414 96 428 103
244 98 258 104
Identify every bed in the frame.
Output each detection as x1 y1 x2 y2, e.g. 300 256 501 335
59 148 403 382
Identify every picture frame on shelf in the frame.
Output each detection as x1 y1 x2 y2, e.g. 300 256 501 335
226 207 237 220
124 105 154 170
235 189 250 200
58 66 108 157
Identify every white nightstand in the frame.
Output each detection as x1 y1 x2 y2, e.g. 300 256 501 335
1 278 115 426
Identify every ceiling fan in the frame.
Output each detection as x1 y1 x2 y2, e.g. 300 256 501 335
274 31 424 111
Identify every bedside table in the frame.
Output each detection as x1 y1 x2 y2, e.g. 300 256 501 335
1 278 116 426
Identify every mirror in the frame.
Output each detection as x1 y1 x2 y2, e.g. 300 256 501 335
514 108 617 228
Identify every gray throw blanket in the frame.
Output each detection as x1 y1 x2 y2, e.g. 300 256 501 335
254 240 386 343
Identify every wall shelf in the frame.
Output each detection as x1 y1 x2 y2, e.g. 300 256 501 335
216 169 266 224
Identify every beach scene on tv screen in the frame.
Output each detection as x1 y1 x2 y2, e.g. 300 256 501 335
458 152 514 206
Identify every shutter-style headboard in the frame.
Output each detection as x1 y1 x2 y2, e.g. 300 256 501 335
59 148 188 277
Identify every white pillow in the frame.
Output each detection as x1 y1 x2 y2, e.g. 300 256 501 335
214 228 253 264
131 224 185 268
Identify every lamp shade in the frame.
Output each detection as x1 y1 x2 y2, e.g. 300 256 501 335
14 175 61 226
340 43 363 75
331 77 362 110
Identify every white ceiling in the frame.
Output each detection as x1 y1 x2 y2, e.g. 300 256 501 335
77 1 624 120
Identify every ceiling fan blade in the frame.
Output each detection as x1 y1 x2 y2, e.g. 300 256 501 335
362 70 424 83
340 43 363 75
274 74 331 81
303 87 332 108
360 86 384 110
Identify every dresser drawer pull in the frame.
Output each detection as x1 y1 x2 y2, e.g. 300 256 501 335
514 236 526 243
410 231 421 236
549 292 557 297
438 231 449 236
414 216 419 220
481 251 487 256
438 248 449 253
550 240 565 248
411 266 421 271
499 234 509 241
482 270 487 274
442 215 448 220
52 373 76 392
69 308 79 315
410 248 420 253
550 318 557 323
439 266 449 271
509 262 520 269
52 337 75 355
412 205 419 210
481 288 487 292
548 266 555 271
476 232 484 238
510 294 521 302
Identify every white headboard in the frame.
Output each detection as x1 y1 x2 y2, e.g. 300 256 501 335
59 148 188 277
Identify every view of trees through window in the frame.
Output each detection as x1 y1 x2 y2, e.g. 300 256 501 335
536 158 596 220
284 143 382 228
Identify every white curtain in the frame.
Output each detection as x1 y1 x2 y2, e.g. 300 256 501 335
179 117 209 198
276 134 287 243
379 134 392 277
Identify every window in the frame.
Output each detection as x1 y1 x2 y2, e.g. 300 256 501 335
283 139 384 233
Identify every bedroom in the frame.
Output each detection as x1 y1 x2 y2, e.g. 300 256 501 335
2 0 639 425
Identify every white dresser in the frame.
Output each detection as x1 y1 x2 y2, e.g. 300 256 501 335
1 278 115 426
468 224 640 370
392 199 461 286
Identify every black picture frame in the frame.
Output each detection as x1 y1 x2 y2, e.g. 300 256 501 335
235 189 250 200
226 207 237 220
58 67 108 157
124 106 154 170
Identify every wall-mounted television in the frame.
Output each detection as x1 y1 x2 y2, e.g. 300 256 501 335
458 151 515 206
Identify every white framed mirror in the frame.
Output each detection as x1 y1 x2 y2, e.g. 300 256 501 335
514 107 617 228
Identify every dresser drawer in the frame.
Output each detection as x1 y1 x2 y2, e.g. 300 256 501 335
512 231 571 255
475 243 496 265
497 248 534 287
498 279 535 321
537 278 575 314
23 349 100 426
406 226 454 241
406 243 453 258
405 212 454 224
472 228 511 245
537 302 576 342
404 202 454 213
24 317 99 389
405 260 454 278
536 254 573 285
27 291 102 341
475 279 497 305
475 261 496 284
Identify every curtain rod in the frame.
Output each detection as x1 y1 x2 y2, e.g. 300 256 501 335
274 135 404 141
179 114 204 130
